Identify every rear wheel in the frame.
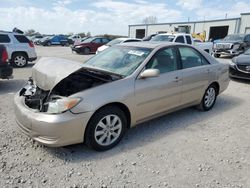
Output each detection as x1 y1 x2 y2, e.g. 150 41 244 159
11 53 28 68
85 106 127 151
197 84 217 111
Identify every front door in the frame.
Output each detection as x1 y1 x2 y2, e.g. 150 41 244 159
135 47 182 122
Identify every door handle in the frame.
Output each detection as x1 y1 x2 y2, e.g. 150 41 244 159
174 76 182 82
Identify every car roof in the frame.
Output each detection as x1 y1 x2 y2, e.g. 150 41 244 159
118 41 182 49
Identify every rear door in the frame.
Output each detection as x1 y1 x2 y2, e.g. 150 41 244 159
177 46 211 105
91 38 103 52
134 47 182 122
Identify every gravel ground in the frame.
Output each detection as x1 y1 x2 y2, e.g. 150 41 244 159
0 46 250 188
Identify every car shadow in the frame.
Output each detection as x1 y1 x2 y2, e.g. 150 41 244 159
43 93 243 162
0 79 26 95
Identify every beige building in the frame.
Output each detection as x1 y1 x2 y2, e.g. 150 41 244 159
128 13 250 40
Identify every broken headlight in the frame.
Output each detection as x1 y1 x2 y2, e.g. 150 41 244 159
46 97 81 114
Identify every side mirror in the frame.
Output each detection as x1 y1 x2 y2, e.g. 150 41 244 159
139 69 160 79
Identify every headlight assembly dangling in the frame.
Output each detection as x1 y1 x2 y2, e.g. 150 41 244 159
46 97 81 114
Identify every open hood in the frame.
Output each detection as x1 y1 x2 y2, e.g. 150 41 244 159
32 57 82 91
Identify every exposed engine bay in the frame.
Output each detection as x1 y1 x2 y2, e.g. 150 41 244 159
20 68 121 112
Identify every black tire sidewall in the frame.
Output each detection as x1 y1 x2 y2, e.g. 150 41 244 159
85 106 127 151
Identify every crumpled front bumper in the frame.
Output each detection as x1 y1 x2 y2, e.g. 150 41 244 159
14 94 93 147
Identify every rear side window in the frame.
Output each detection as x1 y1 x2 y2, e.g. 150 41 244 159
14 35 30 43
179 47 209 69
102 38 110 43
0 34 11 43
175 36 185 43
186 36 192 44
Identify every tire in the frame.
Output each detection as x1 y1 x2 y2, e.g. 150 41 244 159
82 47 90 55
11 53 28 68
197 84 218 111
47 41 51 46
214 53 221 58
85 106 127 151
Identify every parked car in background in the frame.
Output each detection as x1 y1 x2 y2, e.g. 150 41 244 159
229 48 250 80
0 45 13 79
71 37 111 54
72 37 89 46
40 35 69 46
151 33 213 54
142 34 157 41
213 34 250 57
96 38 141 54
0 31 37 67
15 42 229 151
68 35 81 45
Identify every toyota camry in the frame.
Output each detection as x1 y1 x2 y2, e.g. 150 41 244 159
14 42 230 151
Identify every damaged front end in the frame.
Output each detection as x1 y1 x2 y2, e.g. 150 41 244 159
19 58 121 114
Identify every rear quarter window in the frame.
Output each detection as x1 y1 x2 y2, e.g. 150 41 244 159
14 35 30 43
0 34 11 43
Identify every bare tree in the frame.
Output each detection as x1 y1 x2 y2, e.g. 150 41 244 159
24 29 40 36
86 31 91 37
142 16 158 24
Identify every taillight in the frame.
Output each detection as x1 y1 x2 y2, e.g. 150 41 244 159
1 49 8 63
29 41 34 48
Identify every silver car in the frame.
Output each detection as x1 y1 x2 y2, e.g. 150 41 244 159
14 42 230 151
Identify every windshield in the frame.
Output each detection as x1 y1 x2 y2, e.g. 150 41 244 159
223 35 245 41
107 39 124 46
151 35 175 42
83 46 152 76
244 48 250 55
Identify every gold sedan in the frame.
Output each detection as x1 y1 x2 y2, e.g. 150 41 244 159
14 42 230 151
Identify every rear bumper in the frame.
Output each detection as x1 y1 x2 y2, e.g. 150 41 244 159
229 66 250 80
28 57 37 62
14 94 93 147
0 64 13 79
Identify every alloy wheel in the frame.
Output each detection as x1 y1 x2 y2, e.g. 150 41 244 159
14 56 27 67
204 87 216 108
94 115 122 146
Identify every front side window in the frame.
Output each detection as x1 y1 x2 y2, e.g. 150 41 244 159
0 34 10 43
93 38 102 43
146 48 177 74
175 36 185 43
179 47 209 69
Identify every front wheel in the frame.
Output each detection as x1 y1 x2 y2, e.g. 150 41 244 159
82 47 90 55
85 106 127 151
197 85 217 111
